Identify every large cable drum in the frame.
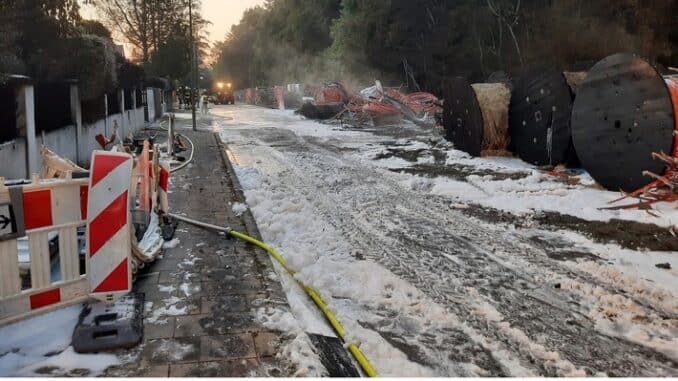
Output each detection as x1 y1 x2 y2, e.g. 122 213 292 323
508 66 582 166
571 53 676 191
443 77 512 157
443 77 484 156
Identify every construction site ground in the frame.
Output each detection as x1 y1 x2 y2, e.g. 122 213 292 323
4 103 674 377
205 104 676 377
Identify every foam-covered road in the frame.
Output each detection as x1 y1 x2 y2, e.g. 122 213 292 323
205 104 677 377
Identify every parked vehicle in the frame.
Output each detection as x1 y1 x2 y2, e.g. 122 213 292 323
213 81 235 104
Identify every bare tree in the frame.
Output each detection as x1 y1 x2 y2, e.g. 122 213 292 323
487 0 523 66
88 0 193 64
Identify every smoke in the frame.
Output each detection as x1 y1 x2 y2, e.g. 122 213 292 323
252 40 386 94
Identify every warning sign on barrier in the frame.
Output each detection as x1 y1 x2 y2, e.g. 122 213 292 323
86 151 133 303
0 203 16 238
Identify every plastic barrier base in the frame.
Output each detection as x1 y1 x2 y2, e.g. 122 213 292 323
72 293 144 353
160 215 178 241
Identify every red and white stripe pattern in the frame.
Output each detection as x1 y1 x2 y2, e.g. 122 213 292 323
0 279 89 325
275 86 285 110
86 151 133 302
21 181 88 230
138 141 151 213
158 160 170 214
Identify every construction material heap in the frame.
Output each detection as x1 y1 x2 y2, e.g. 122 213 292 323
298 81 442 128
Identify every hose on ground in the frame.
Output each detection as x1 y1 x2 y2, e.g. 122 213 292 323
170 133 194 173
168 212 378 377
157 119 168 131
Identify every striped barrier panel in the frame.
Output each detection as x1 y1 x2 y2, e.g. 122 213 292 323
158 161 170 214
151 145 160 211
275 86 285 110
132 142 161 216
86 151 134 304
137 141 152 213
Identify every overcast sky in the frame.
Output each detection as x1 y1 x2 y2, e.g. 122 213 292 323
80 0 267 44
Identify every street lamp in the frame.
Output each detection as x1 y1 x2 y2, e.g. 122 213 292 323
188 0 197 131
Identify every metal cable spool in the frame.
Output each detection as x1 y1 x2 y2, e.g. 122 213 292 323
571 53 677 191
442 77 512 156
508 66 584 166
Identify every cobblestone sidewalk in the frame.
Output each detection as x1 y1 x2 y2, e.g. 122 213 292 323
106 124 294 377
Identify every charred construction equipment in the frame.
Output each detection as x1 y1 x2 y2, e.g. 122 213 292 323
444 53 678 196
296 82 349 120
294 81 442 127
508 66 586 166
442 77 512 157
443 68 586 163
571 53 678 192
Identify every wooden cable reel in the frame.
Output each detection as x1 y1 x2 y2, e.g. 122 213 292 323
508 66 585 166
571 53 677 191
442 77 512 156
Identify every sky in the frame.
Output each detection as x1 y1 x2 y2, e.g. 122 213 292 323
80 0 267 44
202 0 267 43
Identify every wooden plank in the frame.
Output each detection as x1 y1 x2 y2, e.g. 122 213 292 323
28 231 51 289
0 240 21 298
59 226 80 281
0 278 88 327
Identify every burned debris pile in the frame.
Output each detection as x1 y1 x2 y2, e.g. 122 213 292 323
235 51 678 212
255 81 443 128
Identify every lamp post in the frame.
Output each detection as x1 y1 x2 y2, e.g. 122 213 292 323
188 0 197 131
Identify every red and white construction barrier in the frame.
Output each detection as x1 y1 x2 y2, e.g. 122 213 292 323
86 151 134 303
137 141 152 213
0 174 90 325
158 161 170 214
0 145 167 324
275 85 285 110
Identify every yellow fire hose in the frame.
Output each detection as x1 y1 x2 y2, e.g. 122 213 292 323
169 213 378 377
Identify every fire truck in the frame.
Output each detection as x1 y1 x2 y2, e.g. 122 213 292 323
213 81 235 104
